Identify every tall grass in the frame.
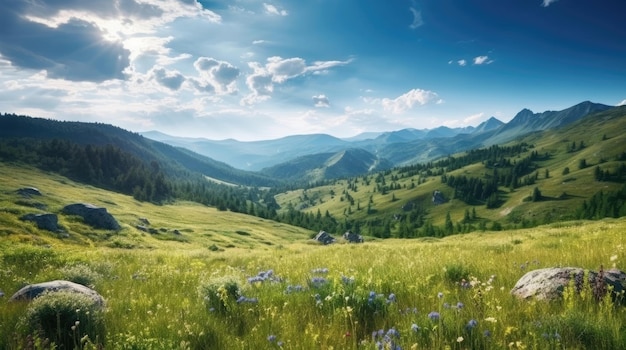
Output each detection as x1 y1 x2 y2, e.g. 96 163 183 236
1 219 625 349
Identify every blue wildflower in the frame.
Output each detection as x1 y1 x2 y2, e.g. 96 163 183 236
388 293 397 303
386 327 399 338
483 330 491 337
267 335 276 342
456 302 464 309
310 276 327 287
428 311 440 321
466 319 478 330
341 275 355 284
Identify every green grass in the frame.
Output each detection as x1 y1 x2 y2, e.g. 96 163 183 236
1 164 626 348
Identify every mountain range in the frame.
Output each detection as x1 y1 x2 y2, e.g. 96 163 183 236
142 101 612 177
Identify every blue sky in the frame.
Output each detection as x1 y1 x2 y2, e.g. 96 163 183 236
0 0 625 141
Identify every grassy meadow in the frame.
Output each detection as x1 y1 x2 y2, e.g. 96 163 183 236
1 164 626 349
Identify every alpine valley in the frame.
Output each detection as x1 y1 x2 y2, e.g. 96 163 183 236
2 101 626 349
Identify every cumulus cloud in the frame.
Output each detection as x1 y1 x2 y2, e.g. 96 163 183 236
541 0 559 7
0 0 221 82
458 59 467 66
263 3 288 16
312 94 330 108
381 89 442 114
242 56 351 105
409 7 424 29
193 57 240 94
618 99 626 106
150 66 185 90
473 56 493 65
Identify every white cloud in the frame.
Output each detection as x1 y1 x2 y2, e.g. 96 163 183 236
464 112 484 124
312 94 330 108
266 57 307 83
409 7 424 29
252 40 266 45
242 56 351 105
381 88 442 114
263 3 288 16
193 57 240 94
149 66 185 90
473 56 493 65
618 99 626 106
458 59 467 66
541 0 559 7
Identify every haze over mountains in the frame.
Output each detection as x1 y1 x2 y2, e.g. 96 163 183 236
143 101 612 174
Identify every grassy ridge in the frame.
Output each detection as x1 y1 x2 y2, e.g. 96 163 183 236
274 107 626 232
1 164 626 348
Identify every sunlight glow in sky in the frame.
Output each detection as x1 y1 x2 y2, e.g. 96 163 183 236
0 0 625 141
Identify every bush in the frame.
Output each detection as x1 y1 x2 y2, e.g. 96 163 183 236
199 276 241 313
19 291 106 348
60 263 102 288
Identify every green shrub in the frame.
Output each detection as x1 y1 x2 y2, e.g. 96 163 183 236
199 276 241 313
19 291 106 349
60 263 102 287
444 263 472 283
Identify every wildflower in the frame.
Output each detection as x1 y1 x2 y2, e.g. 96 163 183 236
443 302 450 309
456 302 464 309
311 267 329 274
457 336 464 343
285 284 303 294
0 290 4 298
437 292 444 299
483 330 492 337
310 276 327 287
388 293 397 303
466 319 478 330
428 311 440 321
386 328 400 338
267 335 277 342
411 324 420 332
277 341 284 347
341 275 355 284
209 307 215 312
484 317 497 323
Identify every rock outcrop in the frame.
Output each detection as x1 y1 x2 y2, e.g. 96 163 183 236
17 187 42 197
9 280 105 308
314 231 335 245
343 231 364 243
20 213 59 232
511 267 626 302
62 203 120 230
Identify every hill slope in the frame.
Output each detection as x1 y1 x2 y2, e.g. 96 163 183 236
260 148 393 182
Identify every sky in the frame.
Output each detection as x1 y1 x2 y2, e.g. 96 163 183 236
0 0 625 141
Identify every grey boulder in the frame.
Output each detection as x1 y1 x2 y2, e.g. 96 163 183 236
9 280 105 308
62 203 120 230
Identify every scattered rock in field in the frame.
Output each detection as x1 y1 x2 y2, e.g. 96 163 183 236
62 203 120 230
20 213 59 232
139 217 150 225
136 225 148 232
17 187 42 197
343 230 364 243
148 228 159 234
511 267 626 302
432 190 446 205
9 280 105 308
173 229 181 235
314 230 335 245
